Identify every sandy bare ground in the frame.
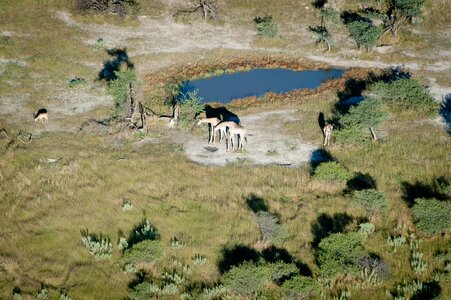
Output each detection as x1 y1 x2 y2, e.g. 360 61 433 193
182 109 318 166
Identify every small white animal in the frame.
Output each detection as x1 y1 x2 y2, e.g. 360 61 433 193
34 109 48 124
323 124 333 146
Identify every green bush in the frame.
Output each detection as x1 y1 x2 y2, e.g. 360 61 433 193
255 211 288 244
347 20 382 51
369 78 439 115
412 198 451 235
268 262 298 284
129 282 160 300
253 16 278 38
312 161 352 182
177 90 205 127
280 276 320 299
336 98 388 143
222 262 270 295
353 189 388 215
339 98 387 129
123 240 162 264
317 232 366 278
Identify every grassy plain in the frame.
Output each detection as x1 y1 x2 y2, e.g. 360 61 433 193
0 0 450 299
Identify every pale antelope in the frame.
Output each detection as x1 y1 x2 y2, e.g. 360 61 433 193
213 121 239 144
228 125 247 151
34 109 48 124
323 124 333 146
197 117 221 144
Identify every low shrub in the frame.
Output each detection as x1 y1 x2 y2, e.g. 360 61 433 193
253 16 278 38
359 222 375 236
80 229 112 260
412 198 451 235
312 161 352 182
369 78 439 116
268 262 298 284
317 232 366 278
123 240 162 264
280 275 320 299
129 282 160 300
222 262 270 295
353 189 388 215
255 211 288 244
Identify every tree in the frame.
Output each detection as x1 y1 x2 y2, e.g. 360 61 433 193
347 20 382 51
385 0 425 39
308 25 332 51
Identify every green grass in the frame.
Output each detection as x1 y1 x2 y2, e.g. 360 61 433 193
0 0 450 299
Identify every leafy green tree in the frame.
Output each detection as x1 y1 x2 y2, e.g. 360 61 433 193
369 78 439 115
347 20 382 51
385 0 425 38
106 68 137 112
308 25 332 51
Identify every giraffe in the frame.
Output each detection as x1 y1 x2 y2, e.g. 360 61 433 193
323 124 333 146
197 117 221 143
228 125 247 151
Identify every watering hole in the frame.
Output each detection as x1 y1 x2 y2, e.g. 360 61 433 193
180 68 345 103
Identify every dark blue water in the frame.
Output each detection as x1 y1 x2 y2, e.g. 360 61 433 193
179 68 345 103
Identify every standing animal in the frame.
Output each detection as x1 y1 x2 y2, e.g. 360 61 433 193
34 108 48 124
197 117 221 143
212 121 240 144
323 124 333 146
228 125 247 151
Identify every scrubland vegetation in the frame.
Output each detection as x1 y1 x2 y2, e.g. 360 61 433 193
0 0 450 299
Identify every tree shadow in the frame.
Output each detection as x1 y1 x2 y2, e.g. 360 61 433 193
340 11 371 25
310 212 354 248
217 244 260 274
127 270 147 289
312 0 327 9
309 148 335 175
346 172 377 192
401 177 450 207
98 48 134 82
262 246 312 276
205 105 240 124
217 244 312 280
245 193 269 213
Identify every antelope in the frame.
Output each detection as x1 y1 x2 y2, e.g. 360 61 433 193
197 117 221 143
34 109 48 124
213 121 239 144
323 124 333 146
228 125 247 151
